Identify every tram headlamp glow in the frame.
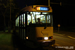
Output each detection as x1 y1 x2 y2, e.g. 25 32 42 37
26 37 28 39
44 37 48 40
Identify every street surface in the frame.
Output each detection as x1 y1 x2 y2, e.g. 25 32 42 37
0 30 75 50
53 33 75 50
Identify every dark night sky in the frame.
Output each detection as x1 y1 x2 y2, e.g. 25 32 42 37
0 0 75 28
14 0 75 27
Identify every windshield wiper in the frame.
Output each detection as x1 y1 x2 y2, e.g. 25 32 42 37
44 24 47 29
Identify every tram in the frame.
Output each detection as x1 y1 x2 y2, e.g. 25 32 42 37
13 5 55 48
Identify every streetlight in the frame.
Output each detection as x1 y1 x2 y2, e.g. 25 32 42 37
10 0 11 22
58 24 60 33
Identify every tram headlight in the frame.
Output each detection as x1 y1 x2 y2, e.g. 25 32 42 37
44 37 48 40
26 37 28 39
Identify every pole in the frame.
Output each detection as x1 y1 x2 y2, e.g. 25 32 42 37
4 15 5 32
9 0 11 32
48 0 50 7
58 27 59 33
58 24 60 33
10 0 11 22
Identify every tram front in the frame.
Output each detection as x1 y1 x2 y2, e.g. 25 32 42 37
26 11 55 47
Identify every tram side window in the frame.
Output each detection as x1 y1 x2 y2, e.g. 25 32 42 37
27 14 31 25
15 13 25 27
47 15 50 23
15 16 19 27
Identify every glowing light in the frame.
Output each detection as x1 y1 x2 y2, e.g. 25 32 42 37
26 37 28 39
44 37 48 40
36 7 49 11
36 7 40 10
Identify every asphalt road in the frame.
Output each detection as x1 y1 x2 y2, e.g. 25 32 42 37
53 33 75 50
0 31 75 50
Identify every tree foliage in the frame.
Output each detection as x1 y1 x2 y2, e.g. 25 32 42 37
0 0 19 31
0 0 19 21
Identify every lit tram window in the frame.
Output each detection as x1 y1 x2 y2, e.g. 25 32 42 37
42 12 49 14
35 12 40 14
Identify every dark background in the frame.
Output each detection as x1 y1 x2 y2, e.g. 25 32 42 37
15 0 75 27
14 0 75 28
0 0 75 31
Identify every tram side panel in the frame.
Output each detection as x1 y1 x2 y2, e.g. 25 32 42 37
27 27 36 40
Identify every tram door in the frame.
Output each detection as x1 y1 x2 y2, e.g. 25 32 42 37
19 13 26 40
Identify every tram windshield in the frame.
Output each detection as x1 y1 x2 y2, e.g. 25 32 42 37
15 12 53 27
27 12 52 26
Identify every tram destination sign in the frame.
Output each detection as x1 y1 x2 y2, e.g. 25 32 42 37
36 7 49 11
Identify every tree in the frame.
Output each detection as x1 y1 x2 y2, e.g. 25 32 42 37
0 0 19 32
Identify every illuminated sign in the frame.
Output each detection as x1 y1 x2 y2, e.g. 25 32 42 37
36 7 49 11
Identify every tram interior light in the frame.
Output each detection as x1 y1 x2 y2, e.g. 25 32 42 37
42 12 49 14
35 12 40 14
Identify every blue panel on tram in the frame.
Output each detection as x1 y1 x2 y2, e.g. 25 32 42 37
36 7 49 11
40 7 49 11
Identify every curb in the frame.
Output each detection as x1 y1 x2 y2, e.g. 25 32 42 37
54 33 75 40
68 36 75 39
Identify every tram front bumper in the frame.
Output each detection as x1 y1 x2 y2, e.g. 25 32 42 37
38 40 55 46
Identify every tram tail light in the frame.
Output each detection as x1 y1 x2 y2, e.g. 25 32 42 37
49 36 53 39
51 36 53 39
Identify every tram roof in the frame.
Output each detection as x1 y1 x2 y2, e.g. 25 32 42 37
20 5 52 12
15 5 53 18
